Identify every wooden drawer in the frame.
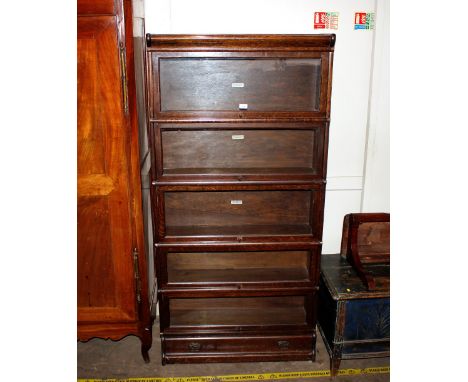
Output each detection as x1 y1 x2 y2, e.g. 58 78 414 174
153 122 327 181
154 184 324 243
157 243 321 288
164 334 314 357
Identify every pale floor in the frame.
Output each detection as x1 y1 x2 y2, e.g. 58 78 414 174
78 322 390 381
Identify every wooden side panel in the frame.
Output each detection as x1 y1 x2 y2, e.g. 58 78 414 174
317 277 338 347
357 222 390 261
343 298 390 341
77 16 136 324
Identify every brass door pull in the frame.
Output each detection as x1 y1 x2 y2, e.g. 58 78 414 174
278 340 290 349
188 342 201 352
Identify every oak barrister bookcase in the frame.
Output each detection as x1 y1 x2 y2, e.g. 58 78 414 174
145 34 336 364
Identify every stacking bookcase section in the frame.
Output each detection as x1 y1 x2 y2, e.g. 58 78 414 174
152 122 328 182
153 183 325 243
158 292 318 363
146 34 334 121
166 296 311 328
156 243 321 290
145 34 335 364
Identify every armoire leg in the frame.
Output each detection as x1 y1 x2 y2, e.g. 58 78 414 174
140 327 153 363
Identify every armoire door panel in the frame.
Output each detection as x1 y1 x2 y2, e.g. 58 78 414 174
77 15 137 324
77 197 116 308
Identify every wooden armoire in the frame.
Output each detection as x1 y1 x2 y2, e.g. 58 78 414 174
77 0 152 361
145 34 335 364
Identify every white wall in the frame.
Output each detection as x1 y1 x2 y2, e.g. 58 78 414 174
361 0 390 212
144 0 388 253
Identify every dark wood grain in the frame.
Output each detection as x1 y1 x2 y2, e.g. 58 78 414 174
159 287 318 299
150 122 328 184
160 58 321 112
153 184 325 243
340 213 390 291
145 34 335 364
155 122 327 182
357 222 390 261
164 334 314 363
167 251 309 282
163 129 314 169
318 254 390 377
155 242 321 288
165 190 311 228
148 49 332 121
163 352 314 364
146 34 336 51
170 296 307 327
163 332 316 363
321 255 390 299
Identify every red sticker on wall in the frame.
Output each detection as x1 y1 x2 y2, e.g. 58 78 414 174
354 12 375 30
314 12 339 30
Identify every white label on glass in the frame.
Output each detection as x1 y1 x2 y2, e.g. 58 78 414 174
231 134 244 140
232 82 245 88
230 200 243 205
239 103 248 110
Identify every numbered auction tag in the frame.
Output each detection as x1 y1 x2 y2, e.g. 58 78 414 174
232 82 245 88
238 103 248 110
230 200 243 205
231 135 244 140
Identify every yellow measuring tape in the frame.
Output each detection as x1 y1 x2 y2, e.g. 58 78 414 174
78 366 389 382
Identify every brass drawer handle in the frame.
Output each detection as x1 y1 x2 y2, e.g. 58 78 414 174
188 342 201 352
278 340 290 349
